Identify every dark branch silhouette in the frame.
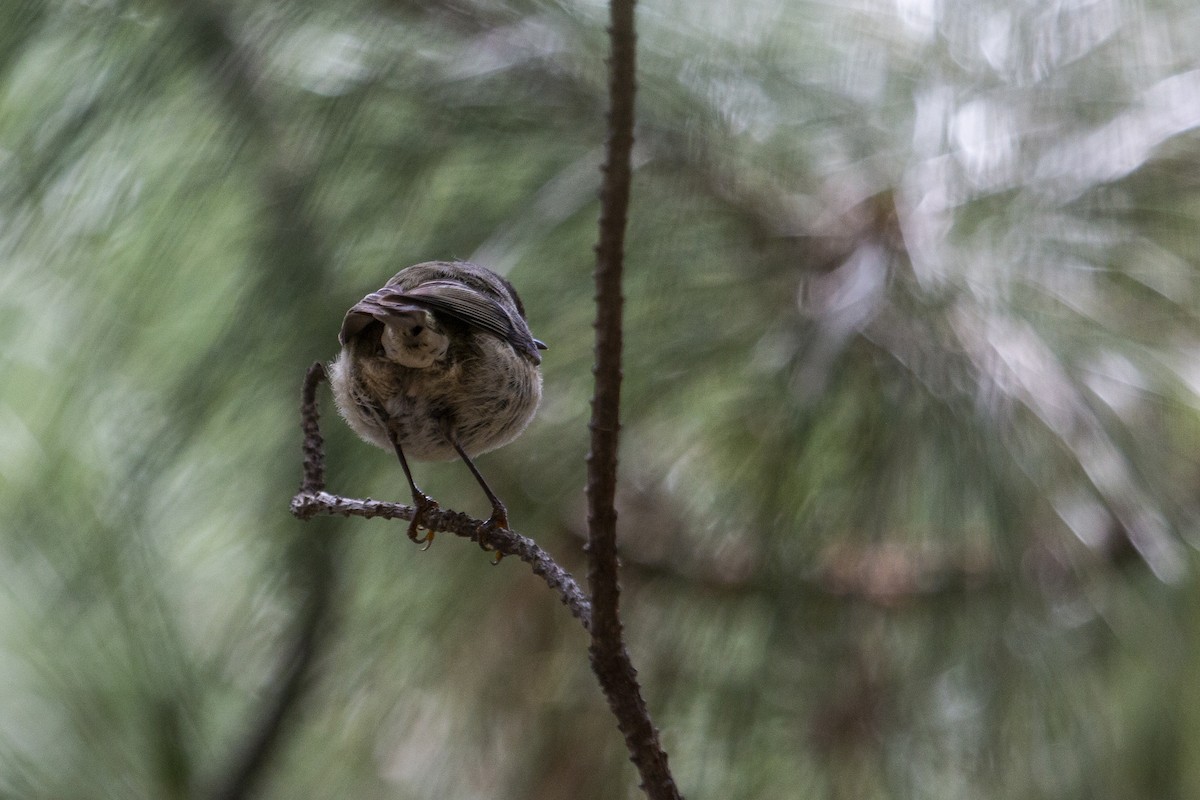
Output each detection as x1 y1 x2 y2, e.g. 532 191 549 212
206 534 336 800
170 3 339 799
585 1 683 799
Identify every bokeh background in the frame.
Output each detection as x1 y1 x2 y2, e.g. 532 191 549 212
4 0 1200 797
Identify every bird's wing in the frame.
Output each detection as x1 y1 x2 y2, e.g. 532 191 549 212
392 281 519 344
399 281 546 362
340 280 544 362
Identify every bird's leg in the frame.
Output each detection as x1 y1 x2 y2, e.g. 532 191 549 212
449 436 510 560
391 437 438 549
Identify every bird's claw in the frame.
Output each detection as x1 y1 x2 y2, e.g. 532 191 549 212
477 506 510 564
407 493 440 550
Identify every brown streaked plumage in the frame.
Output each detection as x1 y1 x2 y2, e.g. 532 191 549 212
328 261 546 549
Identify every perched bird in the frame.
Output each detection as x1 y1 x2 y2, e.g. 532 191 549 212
328 261 546 548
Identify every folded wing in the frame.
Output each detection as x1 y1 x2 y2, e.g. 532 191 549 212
340 280 544 363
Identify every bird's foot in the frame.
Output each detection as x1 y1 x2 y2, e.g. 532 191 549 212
477 505 510 565
407 492 440 550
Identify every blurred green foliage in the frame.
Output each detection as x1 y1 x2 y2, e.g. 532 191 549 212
3 0 1200 798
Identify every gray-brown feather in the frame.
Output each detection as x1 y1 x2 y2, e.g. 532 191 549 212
329 261 543 462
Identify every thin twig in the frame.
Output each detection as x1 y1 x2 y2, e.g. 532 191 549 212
586 1 683 799
291 491 594 629
298 362 327 495
290 363 593 631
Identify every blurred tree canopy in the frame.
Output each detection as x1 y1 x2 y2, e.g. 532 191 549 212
3 0 1200 798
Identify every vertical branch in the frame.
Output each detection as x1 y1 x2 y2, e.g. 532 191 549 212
587 1 683 798
165 2 339 798
299 362 328 495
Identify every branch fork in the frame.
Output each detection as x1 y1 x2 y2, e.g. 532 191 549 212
289 362 593 631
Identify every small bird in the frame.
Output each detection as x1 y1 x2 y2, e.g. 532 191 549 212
328 261 546 549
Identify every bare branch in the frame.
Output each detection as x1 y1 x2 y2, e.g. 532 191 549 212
586 1 683 798
292 490 593 630
290 364 593 631
299 362 327 495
